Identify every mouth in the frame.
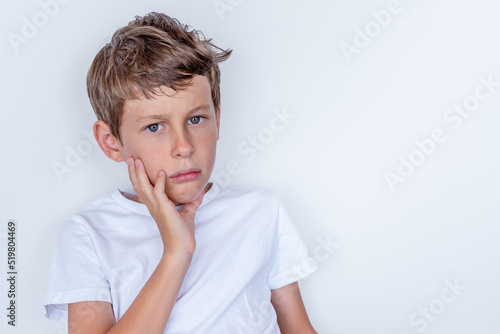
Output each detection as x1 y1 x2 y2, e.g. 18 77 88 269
170 168 202 183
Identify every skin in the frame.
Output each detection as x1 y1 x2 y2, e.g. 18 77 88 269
68 75 317 333
95 75 220 207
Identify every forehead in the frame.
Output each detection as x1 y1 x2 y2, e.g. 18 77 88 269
122 75 213 119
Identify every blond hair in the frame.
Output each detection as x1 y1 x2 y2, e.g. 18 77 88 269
87 12 232 142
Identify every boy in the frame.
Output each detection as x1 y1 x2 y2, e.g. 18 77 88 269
44 12 318 333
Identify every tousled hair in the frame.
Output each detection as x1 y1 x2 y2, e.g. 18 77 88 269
87 12 232 142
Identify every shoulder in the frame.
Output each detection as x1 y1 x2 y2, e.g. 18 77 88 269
78 189 126 216
208 183 281 220
58 189 127 234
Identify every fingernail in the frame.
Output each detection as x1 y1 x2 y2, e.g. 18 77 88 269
135 160 140 167
126 158 131 165
158 171 165 176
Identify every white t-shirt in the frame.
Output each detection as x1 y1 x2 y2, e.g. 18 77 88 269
44 182 318 333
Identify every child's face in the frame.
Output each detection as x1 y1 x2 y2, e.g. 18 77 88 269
117 75 220 205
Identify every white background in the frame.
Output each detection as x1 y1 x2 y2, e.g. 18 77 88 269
1 0 499 333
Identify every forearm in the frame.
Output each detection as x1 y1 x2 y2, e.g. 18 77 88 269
107 252 192 334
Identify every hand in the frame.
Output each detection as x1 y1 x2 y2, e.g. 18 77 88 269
126 157 204 256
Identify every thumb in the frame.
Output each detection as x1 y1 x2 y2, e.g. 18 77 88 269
180 188 205 218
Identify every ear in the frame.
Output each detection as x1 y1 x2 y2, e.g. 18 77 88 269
215 104 221 141
93 120 125 162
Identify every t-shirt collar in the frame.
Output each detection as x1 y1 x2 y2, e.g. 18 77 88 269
111 181 220 216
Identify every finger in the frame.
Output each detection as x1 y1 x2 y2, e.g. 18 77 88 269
127 157 149 205
153 170 166 194
180 188 205 218
133 158 155 204
127 157 140 193
153 171 177 210
153 170 168 200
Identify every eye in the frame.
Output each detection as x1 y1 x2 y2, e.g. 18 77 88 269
146 124 164 132
188 116 205 124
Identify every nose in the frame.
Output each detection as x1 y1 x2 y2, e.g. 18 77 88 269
171 126 194 158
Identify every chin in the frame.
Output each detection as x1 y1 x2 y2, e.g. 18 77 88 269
167 183 204 206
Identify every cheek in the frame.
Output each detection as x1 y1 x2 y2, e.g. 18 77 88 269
142 154 163 181
198 133 217 159
121 131 165 183
126 143 161 181
200 125 218 148
120 133 142 159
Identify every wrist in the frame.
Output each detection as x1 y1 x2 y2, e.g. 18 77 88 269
161 250 194 264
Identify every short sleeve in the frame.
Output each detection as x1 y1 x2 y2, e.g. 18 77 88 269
266 195 318 290
44 217 111 322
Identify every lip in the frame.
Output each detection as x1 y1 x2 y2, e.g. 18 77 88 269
170 168 201 178
171 171 201 183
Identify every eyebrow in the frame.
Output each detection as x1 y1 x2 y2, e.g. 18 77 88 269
136 104 211 122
